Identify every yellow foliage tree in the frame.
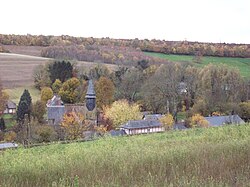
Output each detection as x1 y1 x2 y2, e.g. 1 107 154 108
4 131 17 142
95 77 115 109
52 79 62 94
190 114 209 128
59 78 80 104
104 100 142 128
61 112 85 140
41 87 53 103
159 113 174 130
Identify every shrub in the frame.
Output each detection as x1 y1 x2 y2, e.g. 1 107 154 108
159 113 174 130
35 125 56 142
189 114 209 128
4 131 17 142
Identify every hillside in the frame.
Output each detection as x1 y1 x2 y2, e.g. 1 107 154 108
145 52 250 78
0 124 249 186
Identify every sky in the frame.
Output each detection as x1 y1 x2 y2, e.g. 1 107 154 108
1 0 250 44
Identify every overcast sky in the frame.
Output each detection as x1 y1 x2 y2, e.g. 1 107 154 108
1 0 249 43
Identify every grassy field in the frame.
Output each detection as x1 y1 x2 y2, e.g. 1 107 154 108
145 52 250 78
4 86 41 104
0 124 249 186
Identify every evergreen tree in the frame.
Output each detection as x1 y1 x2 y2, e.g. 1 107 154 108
48 61 73 84
0 117 6 131
16 89 32 122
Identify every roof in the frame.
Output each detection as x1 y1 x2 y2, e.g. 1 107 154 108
173 123 188 130
6 100 16 109
0 142 18 150
47 95 63 106
85 79 96 99
121 120 162 129
143 114 163 120
110 130 126 136
204 115 245 127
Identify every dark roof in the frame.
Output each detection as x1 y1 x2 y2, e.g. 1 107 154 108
6 100 16 109
205 115 245 127
121 120 162 129
143 114 163 120
110 130 126 136
0 142 18 150
85 79 96 99
173 123 188 130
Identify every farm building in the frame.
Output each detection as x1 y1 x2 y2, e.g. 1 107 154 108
3 100 16 114
120 120 164 135
204 115 245 127
0 142 18 150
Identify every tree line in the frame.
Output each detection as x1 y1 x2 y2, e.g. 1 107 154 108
0 34 250 58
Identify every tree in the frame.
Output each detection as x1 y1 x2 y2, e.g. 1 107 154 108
95 77 115 109
32 100 46 123
16 89 32 122
88 64 111 80
189 114 209 128
59 77 80 103
52 79 62 94
33 64 51 90
48 60 73 83
238 102 250 122
41 87 53 103
141 63 183 117
159 114 174 130
0 79 9 113
117 68 144 102
61 112 86 140
0 118 6 131
197 64 243 115
104 100 142 128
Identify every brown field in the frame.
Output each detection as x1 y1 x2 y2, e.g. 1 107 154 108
0 45 118 89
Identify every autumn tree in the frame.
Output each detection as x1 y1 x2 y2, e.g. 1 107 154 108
95 77 115 109
32 100 46 123
159 113 174 130
41 87 53 103
48 60 73 83
61 112 86 140
88 64 111 80
189 114 209 128
59 77 80 103
52 79 62 94
238 102 250 122
197 64 243 115
104 100 142 128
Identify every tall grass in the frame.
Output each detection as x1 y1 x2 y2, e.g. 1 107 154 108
0 124 250 186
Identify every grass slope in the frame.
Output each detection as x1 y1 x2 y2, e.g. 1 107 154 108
145 52 250 78
4 86 41 104
0 124 250 186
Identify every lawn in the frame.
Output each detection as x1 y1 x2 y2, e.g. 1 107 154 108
4 86 41 104
145 52 250 78
0 124 249 186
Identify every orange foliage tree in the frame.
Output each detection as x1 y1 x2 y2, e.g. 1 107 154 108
61 112 86 140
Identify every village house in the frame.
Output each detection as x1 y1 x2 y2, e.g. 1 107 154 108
3 100 16 114
120 120 165 135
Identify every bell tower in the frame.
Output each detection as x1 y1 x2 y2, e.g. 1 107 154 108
85 79 97 124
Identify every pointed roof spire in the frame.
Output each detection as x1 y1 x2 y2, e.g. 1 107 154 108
85 79 96 99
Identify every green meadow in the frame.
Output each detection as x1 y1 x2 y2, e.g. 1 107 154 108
145 52 250 78
0 124 249 186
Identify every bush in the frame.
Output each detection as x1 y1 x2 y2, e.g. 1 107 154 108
35 125 56 142
4 131 17 142
189 114 209 128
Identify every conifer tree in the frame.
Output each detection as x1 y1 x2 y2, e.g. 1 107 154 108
16 89 32 122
